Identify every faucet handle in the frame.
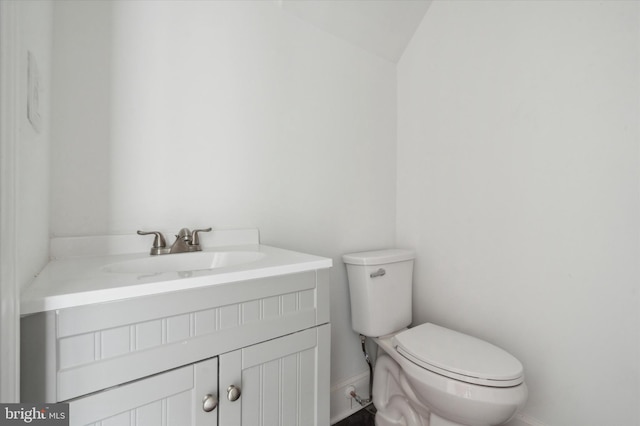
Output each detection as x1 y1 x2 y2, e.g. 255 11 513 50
192 227 212 245
137 230 167 250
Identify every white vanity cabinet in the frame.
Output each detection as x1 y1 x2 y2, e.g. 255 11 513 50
21 268 331 426
219 325 329 426
68 356 220 426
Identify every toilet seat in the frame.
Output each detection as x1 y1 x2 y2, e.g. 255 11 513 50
393 323 524 387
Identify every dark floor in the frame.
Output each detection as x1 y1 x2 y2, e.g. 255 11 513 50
334 406 376 426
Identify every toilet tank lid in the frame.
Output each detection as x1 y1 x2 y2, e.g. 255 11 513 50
343 249 415 266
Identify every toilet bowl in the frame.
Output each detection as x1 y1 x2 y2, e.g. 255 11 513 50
374 324 527 426
342 249 528 426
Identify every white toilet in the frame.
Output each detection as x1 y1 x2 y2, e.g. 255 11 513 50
343 249 528 426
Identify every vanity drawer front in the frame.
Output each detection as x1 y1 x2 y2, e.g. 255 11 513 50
57 270 322 338
67 357 218 426
56 271 323 401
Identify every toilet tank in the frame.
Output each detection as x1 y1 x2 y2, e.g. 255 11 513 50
342 249 415 337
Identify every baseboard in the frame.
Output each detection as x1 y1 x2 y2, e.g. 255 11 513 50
330 371 372 424
506 412 548 426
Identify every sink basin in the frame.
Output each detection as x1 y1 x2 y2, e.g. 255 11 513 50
103 251 265 274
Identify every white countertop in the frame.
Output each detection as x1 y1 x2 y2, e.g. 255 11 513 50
21 236 332 315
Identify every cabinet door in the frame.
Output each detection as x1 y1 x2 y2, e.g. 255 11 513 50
67 357 218 426
219 324 330 426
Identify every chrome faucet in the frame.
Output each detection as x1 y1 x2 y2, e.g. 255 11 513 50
137 227 212 255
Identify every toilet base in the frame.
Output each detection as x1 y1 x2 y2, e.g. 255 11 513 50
373 353 428 426
374 405 468 426
429 413 467 426
374 408 412 426
373 395 426 426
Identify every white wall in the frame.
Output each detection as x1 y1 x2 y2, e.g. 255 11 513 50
397 1 639 425
16 0 53 291
0 0 53 402
48 1 640 424
50 0 396 400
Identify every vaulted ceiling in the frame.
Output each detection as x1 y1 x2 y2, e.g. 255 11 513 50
279 0 432 63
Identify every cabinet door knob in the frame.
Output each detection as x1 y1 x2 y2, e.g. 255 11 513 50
202 394 218 412
227 385 241 401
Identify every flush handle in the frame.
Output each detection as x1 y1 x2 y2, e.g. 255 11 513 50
370 268 386 278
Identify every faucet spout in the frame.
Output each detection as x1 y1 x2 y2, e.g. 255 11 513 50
170 228 194 254
177 228 193 243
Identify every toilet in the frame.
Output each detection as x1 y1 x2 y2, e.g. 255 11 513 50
343 249 528 426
